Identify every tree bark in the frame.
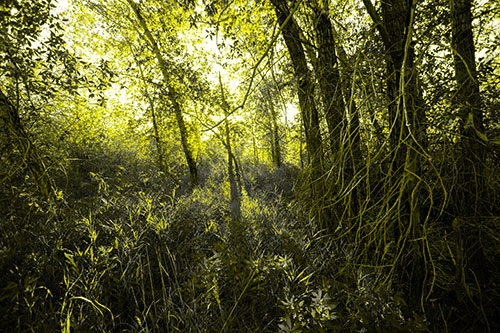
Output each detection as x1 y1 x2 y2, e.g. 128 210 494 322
449 0 490 308
450 0 486 215
271 0 332 229
127 0 199 186
264 85 282 168
135 57 166 173
363 0 427 305
363 0 426 160
219 75 243 241
312 4 345 158
310 3 364 218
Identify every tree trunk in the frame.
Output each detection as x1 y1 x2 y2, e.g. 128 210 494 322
449 0 490 312
312 4 345 158
331 28 362 165
225 112 242 227
450 0 486 216
135 59 166 173
363 0 427 305
252 123 259 164
264 85 282 168
149 95 165 172
271 0 333 229
271 101 282 168
218 75 243 241
312 3 363 217
127 0 199 186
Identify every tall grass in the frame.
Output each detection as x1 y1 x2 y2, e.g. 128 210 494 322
1 155 435 332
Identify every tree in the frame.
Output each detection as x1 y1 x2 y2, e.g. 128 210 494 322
270 0 331 228
129 42 167 173
361 0 429 304
257 78 282 168
308 0 363 217
309 0 346 159
450 0 487 215
267 87 282 169
219 75 243 240
0 0 81 199
126 0 199 186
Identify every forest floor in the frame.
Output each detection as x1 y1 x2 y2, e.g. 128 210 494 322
1 153 498 332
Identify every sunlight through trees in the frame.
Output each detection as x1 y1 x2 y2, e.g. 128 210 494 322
2 0 500 331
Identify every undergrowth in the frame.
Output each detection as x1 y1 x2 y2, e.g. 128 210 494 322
2 145 500 331
0 154 432 332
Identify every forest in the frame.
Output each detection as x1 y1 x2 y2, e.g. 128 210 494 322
1 0 500 331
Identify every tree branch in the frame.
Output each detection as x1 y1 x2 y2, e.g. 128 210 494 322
361 0 391 48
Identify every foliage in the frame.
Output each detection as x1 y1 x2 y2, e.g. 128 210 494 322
0 146 432 331
2 0 500 331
